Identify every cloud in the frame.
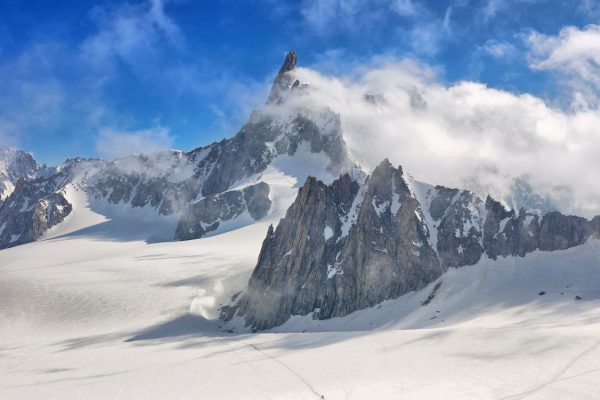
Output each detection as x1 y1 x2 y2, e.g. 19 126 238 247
95 126 174 160
0 44 68 149
482 39 518 59
390 0 417 16
408 22 446 57
477 0 546 23
299 0 423 35
479 0 509 22
265 57 600 216
526 24 600 109
82 0 184 78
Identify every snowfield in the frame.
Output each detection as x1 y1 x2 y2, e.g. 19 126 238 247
1 201 600 399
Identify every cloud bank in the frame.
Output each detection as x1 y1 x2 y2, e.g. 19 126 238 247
95 126 174 160
277 56 600 216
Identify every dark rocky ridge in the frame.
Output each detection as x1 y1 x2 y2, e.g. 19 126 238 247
235 160 442 330
175 182 271 240
0 146 53 202
0 159 83 248
231 160 600 330
0 51 356 249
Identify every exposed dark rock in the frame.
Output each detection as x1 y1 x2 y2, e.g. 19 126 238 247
422 281 442 306
267 51 297 104
0 167 75 248
432 187 485 269
539 212 590 251
235 160 442 330
0 51 357 249
0 146 53 201
175 182 272 240
231 160 600 330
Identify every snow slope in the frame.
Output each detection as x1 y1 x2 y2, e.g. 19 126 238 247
1 198 600 399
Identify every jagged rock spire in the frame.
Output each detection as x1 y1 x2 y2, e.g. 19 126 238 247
277 50 297 75
267 50 298 104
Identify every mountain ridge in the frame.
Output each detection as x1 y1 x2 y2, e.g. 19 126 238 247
228 159 600 330
0 52 358 249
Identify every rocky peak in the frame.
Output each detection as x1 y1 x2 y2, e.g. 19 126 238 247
227 160 600 330
267 50 299 104
0 146 52 201
278 50 297 75
232 161 442 330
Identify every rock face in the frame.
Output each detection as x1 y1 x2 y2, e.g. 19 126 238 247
424 186 599 263
175 182 271 240
0 160 77 248
0 51 357 249
170 51 355 240
428 186 485 269
0 146 52 202
267 50 298 104
232 160 600 330
236 160 442 330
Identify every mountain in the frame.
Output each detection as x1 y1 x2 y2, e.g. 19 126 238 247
229 159 600 330
0 52 359 249
0 146 52 202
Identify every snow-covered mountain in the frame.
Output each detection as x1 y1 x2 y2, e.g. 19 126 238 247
0 51 359 249
230 159 600 330
0 146 52 202
2 51 600 399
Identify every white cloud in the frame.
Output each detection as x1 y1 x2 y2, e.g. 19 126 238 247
478 0 546 23
527 24 600 109
299 0 423 35
267 58 600 216
482 40 518 59
390 0 417 16
95 126 174 160
409 23 445 57
82 0 184 76
480 0 508 22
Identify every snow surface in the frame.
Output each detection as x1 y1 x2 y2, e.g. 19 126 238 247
2 147 600 399
412 180 439 251
324 226 333 241
0 179 15 200
2 191 600 399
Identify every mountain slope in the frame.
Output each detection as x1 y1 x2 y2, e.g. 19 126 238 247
0 52 359 249
232 159 600 330
0 146 52 202
2 213 600 400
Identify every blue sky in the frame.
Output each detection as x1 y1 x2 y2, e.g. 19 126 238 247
0 0 598 165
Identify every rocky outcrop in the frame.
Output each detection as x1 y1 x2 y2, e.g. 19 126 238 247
235 160 442 330
231 160 600 330
482 197 540 258
0 51 357 249
0 146 53 202
175 182 271 240
0 166 74 248
267 50 298 104
429 186 485 269
87 151 197 215
194 51 353 197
